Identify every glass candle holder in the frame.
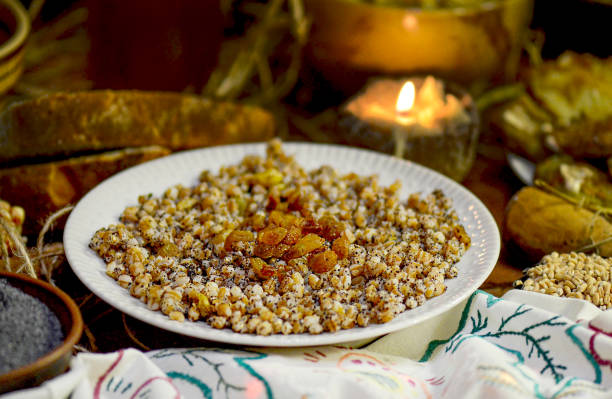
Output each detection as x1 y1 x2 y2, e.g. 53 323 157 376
339 76 480 182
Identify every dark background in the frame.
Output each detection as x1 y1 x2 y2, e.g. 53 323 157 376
531 0 612 59
27 0 611 56
17 0 612 93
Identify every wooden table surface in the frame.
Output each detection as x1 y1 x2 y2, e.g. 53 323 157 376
463 144 527 296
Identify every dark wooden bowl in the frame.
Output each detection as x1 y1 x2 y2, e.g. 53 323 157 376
0 272 83 394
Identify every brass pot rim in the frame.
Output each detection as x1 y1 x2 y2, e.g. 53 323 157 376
306 0 520 17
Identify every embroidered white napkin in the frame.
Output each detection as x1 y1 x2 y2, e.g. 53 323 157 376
5 289 612 399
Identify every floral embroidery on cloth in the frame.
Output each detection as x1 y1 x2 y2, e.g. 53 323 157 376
146 291 612 399
20 290 612 398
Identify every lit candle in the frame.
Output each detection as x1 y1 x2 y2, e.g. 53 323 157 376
393 81 416 158
395 80 416 119
340 75 478 181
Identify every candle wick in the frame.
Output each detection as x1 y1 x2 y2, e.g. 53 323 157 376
393 127 406 159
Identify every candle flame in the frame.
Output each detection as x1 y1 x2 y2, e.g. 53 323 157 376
396 81 416 113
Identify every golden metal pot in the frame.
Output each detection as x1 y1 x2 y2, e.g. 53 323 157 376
305 0 533 92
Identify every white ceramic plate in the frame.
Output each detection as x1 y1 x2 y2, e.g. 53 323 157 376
64 142 500 347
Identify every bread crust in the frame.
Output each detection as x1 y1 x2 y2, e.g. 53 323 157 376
0 90 276 162
0 146 171 234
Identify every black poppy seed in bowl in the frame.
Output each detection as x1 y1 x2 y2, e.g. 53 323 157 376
0 278 64 374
